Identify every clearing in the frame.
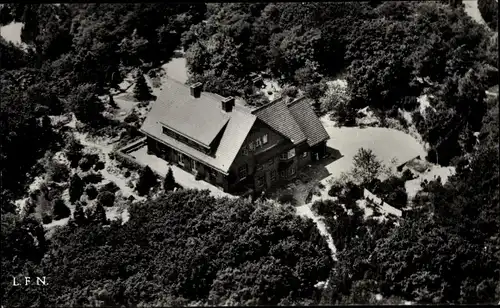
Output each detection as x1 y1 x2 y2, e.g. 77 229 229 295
0 22 29 50
463 0 487 26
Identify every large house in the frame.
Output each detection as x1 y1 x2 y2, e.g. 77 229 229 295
139 78 329 194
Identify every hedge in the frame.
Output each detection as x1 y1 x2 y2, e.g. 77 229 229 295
478 0 498 31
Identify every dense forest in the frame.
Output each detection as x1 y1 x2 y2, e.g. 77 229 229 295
1 2 499 306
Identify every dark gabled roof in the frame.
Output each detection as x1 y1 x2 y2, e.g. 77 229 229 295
140 78 256 173
140 78 329 173
288 97 330 146
252 98 307 145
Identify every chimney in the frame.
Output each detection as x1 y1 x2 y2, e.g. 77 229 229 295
221 96 235 112
190 82 203 98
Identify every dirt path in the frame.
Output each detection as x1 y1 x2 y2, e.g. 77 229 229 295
296 203 338 261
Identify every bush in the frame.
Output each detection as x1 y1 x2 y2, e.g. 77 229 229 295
82 172 103 184
124 112 140 124
97 191 115 207
66 138 84 168
99 181 120 194
345 182 363 200
52 199 71 220
69 174 85 203
85 185 98 200
47 161 70 183
124 171 131 178
402 169 414 181
278 192 296 205
79 158 93 172
328 183 343 197
94 161 105 171
136 166 157 196
42 213 53 224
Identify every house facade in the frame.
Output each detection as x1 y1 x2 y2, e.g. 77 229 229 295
140 78 329 195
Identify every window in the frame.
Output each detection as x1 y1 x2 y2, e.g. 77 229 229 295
255 138 262 148
178 153 185 166
248 142 255 151
280 148 296 160
280 170 286 178
267 158 274 167
302 151 308 158
262 134 268 144
257 164 263 171
290 167 296 175
242 146 248 155
239 165 248 179
271 171 277 182
256 175 265 187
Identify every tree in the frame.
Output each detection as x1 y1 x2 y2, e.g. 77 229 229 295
478 0 498 31
88 203 107 224
350 148 383 184
52 199 71 220
72 201 86 225
136 166 157 196
133 71 153 102
69 174 84 203
163 167 176 191
67 83 105 127
97 191 115 207
29 190 332 306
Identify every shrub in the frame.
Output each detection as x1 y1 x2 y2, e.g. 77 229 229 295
317 182 325 190
82 172 103 184
164 167 177 191
124 112 140 124
52 199 71 220
328 183 343 197
94 161 105 171
47 161 70 183
85 185 98 200
73 201 87 225
79 158 93 172
345 182 363 200
99 181 120 194
278 192 296 205
69 174 85 203
42 213 53 224
402 169 414 181
124 171 131 178
97 191 115 207
66 138 84 168
136 166 157 196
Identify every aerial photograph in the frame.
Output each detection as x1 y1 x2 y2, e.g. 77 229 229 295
0 1 498 306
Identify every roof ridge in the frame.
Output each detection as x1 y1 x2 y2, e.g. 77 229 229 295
251 96 285 114
287 95 308 107
164 77 223 105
